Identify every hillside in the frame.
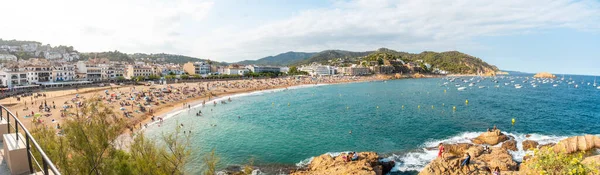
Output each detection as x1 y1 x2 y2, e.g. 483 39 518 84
80 51 134 63
363 48 499 74
291 50 373 66
238 51 316 66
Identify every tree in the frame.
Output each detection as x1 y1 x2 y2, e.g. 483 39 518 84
32 98 193 174
169 72 176 76
180 75 189 79
116 76 125 81
148 74 160 80
203 149 219 175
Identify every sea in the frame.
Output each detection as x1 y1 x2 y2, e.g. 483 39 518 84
144 73 600 174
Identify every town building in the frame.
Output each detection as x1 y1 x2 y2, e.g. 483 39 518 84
183 62 210 75
0 66 28 87
299 63 336 76
245 65 281 73
126 65 154 79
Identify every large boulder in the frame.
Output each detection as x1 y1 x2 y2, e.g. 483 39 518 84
476 147 518 171
502 140 518 151
553 135 600 153
522 140 539 151
533 72 556 78
472 130 509 146
292 152 379 175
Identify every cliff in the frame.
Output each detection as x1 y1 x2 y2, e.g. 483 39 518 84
291 152 394 175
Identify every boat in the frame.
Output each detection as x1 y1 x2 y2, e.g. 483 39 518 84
575 84 579 88
553 84 559 87
515 84 522 89
597 86 600 90
504 83 510 86
469 83 475 87
457 87 467 91
479 86 486 89
495 85 500 88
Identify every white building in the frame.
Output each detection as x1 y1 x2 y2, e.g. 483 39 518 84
224 68 249 75
245 65 281 73
0 54 17 61
24 66 52 84
299 63 336 76
0 66 28 87
52 64 75 82
126 65 154 79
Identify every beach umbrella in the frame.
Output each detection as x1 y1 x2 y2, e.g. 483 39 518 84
120 107 125 110
34 113 42 117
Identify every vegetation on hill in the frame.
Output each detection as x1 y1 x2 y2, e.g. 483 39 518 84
80 50 134 63
131 53 203 64
291 50 373 66
237 51 316 66
0 39 42 45
362 48 498 74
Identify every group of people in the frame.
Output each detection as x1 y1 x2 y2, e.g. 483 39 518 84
342 152 359 162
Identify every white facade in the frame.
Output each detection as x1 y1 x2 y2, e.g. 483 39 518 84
52 64 75 81
0 67 28 87
224 68 249 75
299 63 336 76
246 65 281 73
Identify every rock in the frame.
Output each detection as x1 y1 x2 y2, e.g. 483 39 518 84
419 144 517 175
522 140 539 151
412 73 425 78
533 72 556 78
472 130 509 146
539 143 555 149
501 140 518 151
292 152 379 175
553 135 600 153
582 155 600 166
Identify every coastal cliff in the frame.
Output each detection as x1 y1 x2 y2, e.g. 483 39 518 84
291 152 395 175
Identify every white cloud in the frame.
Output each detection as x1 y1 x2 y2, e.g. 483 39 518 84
0 0 598 62
194 0 600 61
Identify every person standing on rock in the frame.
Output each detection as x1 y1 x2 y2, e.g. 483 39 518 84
460 153 471 172
437 143 445 160
492 167 500 175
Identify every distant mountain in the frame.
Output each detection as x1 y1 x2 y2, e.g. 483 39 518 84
291 50 373 66
237 51 316 66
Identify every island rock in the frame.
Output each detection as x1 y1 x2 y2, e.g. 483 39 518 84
533 72 556 78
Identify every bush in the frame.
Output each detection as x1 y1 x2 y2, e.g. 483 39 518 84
526 147 599 175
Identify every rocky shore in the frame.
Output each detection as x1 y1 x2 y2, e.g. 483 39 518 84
293 129 600 175
533 72 557 78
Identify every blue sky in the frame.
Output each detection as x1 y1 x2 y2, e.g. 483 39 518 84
1 0 599 75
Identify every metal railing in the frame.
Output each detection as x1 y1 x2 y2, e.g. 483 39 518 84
0 105 61 175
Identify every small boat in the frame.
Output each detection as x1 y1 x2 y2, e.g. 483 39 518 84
495 85 500 88
515 84 522 89
575 84 579 88
479 86 486 89
469 83 475 87
597 86 600 90
553 84 558 87
457 87 467 91
504 83 510 86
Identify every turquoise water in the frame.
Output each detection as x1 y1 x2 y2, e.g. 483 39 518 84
145 74 600 173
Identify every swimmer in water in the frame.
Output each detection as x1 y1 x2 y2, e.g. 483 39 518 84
349 130 352 134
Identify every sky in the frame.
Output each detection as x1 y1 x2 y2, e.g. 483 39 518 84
0 0 599 75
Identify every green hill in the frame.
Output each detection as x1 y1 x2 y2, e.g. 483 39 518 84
291 50 373 66
363 48 499 74
237 51 316 66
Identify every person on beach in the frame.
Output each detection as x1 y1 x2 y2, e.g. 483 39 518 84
460 153 471 171
351 152 358 161
492 167 500 175
438 143 445 159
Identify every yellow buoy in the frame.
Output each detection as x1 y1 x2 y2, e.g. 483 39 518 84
272 102 275 106
512 118 516 125
377 106 379 109
432 105 434 109
465 99 469 105
442 103 445 106
288 103 290 106
402 105 404 109
444 89 446 93
418 105 420 109
347 106 349 110
453 106 456 111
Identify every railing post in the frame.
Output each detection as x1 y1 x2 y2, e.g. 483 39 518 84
26 134 33 173
15 115 18 141
43 159 48 175
6 109 10 133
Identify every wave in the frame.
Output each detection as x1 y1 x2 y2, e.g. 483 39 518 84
295 132 573 173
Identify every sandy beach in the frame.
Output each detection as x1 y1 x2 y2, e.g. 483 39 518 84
0 76 381 134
